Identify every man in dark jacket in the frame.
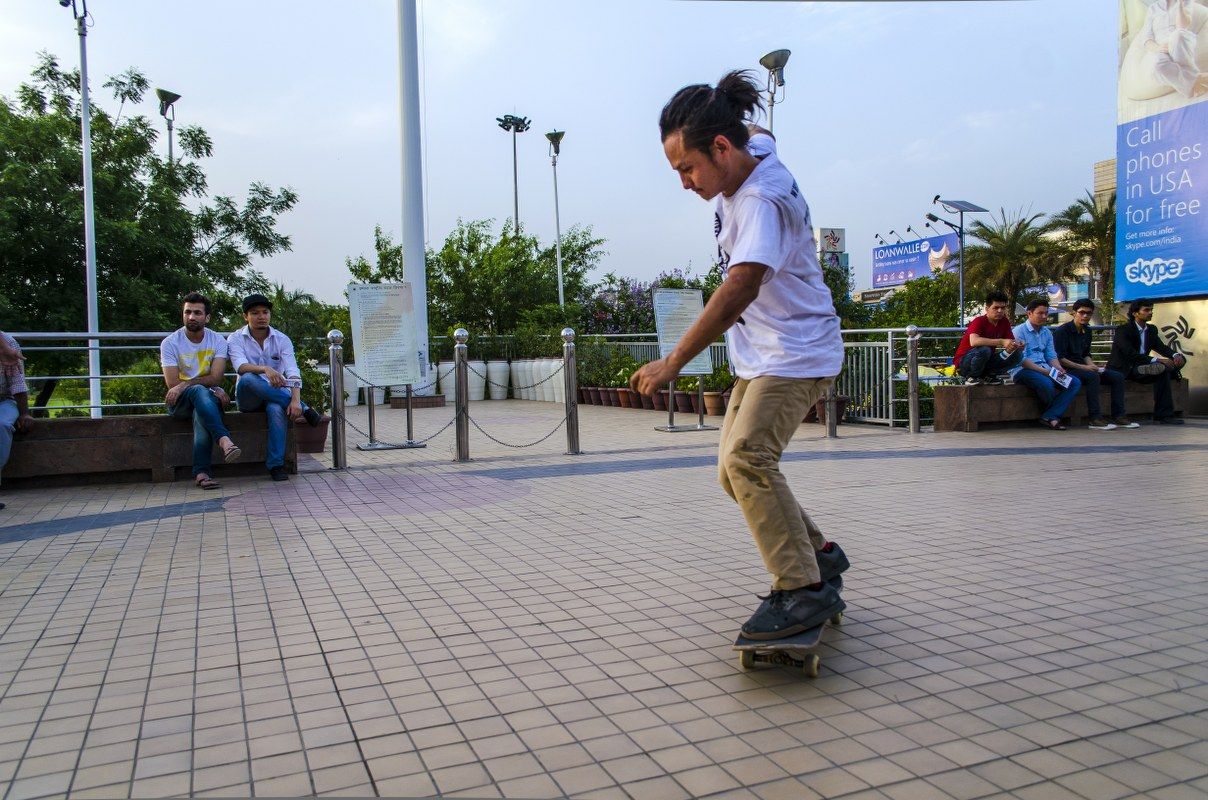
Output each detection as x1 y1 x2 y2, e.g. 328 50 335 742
1107 299 1187 425
1053 298 1129 429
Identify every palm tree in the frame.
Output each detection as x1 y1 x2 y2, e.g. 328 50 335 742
1046 191 1116 323
962 208 1074 316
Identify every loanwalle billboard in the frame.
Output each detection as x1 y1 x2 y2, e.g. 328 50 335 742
1117 0 1208 300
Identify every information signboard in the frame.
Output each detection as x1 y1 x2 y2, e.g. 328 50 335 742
347 282 421 387
653 288 712 376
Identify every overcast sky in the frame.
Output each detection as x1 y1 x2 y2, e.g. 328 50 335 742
2 0 1115 304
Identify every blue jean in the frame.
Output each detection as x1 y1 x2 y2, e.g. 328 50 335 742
1075 368 1126 419
958 346 1023 379
167 385 231 477
236 374 307 469
0 399 18 478
1012 369 1082 421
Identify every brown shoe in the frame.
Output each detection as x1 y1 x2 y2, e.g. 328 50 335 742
1113 417 1140 429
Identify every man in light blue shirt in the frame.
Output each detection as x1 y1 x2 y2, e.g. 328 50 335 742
1010 299 1081 430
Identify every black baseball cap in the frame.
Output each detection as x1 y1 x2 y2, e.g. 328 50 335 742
242 293 273 313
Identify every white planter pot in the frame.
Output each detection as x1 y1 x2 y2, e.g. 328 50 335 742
552 358 565 405
486 360 510 400
342 365 360 406
538 359 554 402
509 360 520 400
437 361 456 397
467 360 487 401
521 360 535 400
366 386 385 405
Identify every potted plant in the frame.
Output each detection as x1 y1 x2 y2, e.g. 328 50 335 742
701 363 732 416
673 375 695 413
297 359 331 453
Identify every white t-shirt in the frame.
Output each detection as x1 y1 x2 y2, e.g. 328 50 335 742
160 328 228 380
714 133 843 380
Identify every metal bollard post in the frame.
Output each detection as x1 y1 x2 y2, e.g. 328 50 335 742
327 330 347 469
454 328 470 462
907 324 921 434
825 382 839 439
562 328 581 455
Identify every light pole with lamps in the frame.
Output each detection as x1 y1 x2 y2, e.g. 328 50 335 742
60 0 102 418
759 49 790 132
546 130 566 307
155 89 181 164
496 114 531 230
929 194 988 325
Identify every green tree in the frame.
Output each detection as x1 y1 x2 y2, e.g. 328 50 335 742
820 259 871 329
870 273 960 329
347 219 606 339
1046 190 1117 323
962 208 1072 315
0 54 297 408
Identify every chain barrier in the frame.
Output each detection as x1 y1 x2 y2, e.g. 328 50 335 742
332 406 457 447
465 361 564 392
341 362 439 394
466 411 569 449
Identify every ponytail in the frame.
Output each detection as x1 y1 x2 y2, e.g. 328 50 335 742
659 70 764 154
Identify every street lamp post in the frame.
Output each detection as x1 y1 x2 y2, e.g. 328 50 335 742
546 130 566 307
759 49 790 132
155 89 181 164
62 0 102 418
929 195 988 325
496 114 531 230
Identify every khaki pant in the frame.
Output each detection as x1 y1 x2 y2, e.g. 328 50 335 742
718 376 833 590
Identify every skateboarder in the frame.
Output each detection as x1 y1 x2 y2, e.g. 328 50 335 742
630 70 848 641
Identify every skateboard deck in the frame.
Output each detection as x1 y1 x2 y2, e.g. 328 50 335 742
732 576 845 677
732 610 842 677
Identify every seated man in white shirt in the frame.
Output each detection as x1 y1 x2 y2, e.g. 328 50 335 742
160 292 242 489
227 293 322 481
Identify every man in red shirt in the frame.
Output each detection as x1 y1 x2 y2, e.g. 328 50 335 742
952 292 1024 384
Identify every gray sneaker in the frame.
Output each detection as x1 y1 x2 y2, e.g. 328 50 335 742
816 542 850 584
740 582 845 641
1136 363 1166 376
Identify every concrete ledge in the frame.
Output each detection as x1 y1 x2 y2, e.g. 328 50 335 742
4 413 297 486
934 378 1189 432
388 393 446 409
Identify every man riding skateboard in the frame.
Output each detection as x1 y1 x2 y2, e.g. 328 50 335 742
630 70 848 641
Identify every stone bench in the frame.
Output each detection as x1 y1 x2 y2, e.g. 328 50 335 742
3 412 297 486
934 378 1189 432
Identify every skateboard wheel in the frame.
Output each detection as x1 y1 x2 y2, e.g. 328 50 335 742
831 612 843 625
739 651 755 670
805 654 820 678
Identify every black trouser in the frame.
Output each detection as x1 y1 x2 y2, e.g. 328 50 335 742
1128 365 1175 418
1076 367 1126 419
958 346 1022 379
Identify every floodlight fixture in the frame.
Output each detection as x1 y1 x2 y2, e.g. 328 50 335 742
497 114 532 228
759 48 790 132
547 130 566 306
932 195 989 324
905 226 922 240
155 88 181 164
874 233 887 245
888 229 903 243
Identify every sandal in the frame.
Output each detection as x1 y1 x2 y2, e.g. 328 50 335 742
222 442 242 463
195 474 221 490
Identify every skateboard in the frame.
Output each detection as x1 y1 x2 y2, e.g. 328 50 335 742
732 577 844 677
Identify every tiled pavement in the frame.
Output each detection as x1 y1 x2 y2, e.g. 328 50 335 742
0 399 1206 799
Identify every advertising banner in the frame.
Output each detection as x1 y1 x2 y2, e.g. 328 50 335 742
870 233 959 287
652 288 712 376
347 282 421 387
1116 0 1208 300
820 227 845 253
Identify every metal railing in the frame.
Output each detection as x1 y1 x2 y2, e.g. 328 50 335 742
12 325 1126 429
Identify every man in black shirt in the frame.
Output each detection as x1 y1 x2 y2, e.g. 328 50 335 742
1053 299 1131 430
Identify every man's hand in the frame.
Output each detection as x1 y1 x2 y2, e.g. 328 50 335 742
287 400 305 423
0 341 24 367
212 387 231 408
263 366 287 388
630 358 680 397
15 413 34 433
1003 339 1023 352
164 383 187 407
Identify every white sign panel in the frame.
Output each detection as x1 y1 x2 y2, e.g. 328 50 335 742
347 282 421 387
652 288 712 376
820 227 845 253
